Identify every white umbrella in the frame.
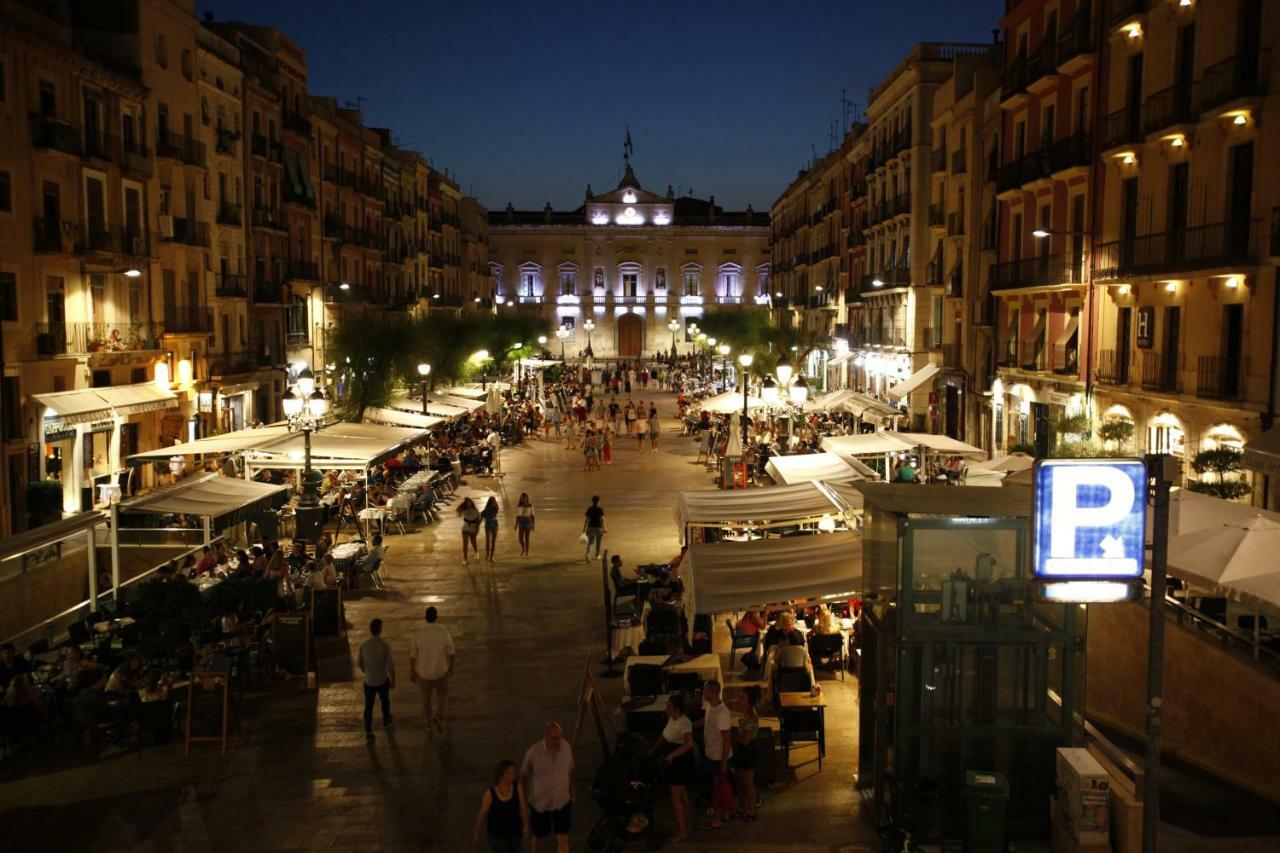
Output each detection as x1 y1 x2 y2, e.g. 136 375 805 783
485 385 502 414
970 452 1035 474
1168 514 1280 592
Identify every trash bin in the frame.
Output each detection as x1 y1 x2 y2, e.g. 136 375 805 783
963 770 1009 853
893 777 942 841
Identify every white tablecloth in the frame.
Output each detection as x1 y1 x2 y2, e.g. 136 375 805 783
610 622 645 658
330 542 365 569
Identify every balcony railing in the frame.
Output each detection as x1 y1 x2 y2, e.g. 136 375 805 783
162 306 212 334
1100 106 1142 151
216 203 242 226
163 217 210 247
1143 84 1195 135
991 252 1083 291
1040 131 1091 174
254 280 285 304
215 273 247 298
947 211 965 236
251 206 287 231
215 127 239 155
35 321 161 356
1140 350 1181 393
76 225 150 257
1197 53 1265 115
33 217 72 252
1092 220 1259 279
951 148 967 175
208 349 275 376
861 267 912 293
1196 354 1242 400
931 147 947 173
155 131 205 166
282 112 312 137
30 114 81 155
1095 348 1129 385
287 261 320 282
928 204 944 227
1002 55 1030 99
1056 7 1095 68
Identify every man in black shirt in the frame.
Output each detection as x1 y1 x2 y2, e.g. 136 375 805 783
583 495 606 562
0 642 33 693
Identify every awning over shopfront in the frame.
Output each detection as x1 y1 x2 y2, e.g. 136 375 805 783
676 481 854 531
34 383 178 426
685 532 862 614
886 363 939 400
126 425 293 462
1243 425 1280 477
363 407 448 430
698 391 766 414
246 422 429 470
765 452 872 486
118 473 288 519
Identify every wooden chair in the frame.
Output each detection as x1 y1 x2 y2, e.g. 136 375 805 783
726 618 760 674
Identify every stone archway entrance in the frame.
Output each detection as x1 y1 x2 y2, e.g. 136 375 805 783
617 313 643 358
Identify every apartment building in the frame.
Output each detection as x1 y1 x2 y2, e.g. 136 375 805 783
1086 0 1278 504
989 0 1100 456
926 47 1002 443
430 171 464 307
852 42 993 429
460 195 492 306
488 162 770 359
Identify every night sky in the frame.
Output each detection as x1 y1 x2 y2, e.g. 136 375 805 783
201 0 1003 211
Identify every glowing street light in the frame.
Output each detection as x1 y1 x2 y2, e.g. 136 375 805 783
417 362 431 415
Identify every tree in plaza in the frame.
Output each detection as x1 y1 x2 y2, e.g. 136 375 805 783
470 312 552 376
326 310 414 421
1187 446 1253 501
693 309 826 377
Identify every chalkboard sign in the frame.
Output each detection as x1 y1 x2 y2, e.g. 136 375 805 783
310 587 343 637
184 659 232 755
272 613 313 682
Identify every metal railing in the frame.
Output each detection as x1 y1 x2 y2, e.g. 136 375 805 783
162 217 210 247
1196 354 1242 400
928 204 944 227
162 305 212 334
36 321 161 355
951 148 967 175
1092 220 1259 279
1056 7 1095 68
287 260 320 281
931 147 947 173
1100 106 1142 151
990 252 1083 290
1095 348 1129 385
1197 52 1265 114
1140 350 1181 392
155 131 205 166
29 113 81 154
1143 84 1195 135
215 273 247 298
216 203 242 226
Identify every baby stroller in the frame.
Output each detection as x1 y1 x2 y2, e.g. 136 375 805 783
587 786 665 851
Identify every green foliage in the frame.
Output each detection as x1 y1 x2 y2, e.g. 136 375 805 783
693 310 826 378
327 310 551 419
1097 418 1135 447
1055 413 1092 439
132 576 204 620
1188 446 1253 500
1050 439 1130 459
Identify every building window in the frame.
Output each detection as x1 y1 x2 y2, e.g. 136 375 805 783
0 170 9 211
559 269 576 295
1 376 20 441
682 268 701 297
622 272 638 297
0 272 16 321
719 265 742 299
521 272 536 297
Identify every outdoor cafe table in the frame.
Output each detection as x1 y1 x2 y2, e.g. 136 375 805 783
778 691 827 767
329 541 365 573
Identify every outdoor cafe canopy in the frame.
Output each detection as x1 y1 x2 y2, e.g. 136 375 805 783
698 390 767 414
765 452 874 486
368 404 451 429
244 422 430 471
126 424 293 463
117 472 289 520
822 431 986 464
685 531 863 615
804 389 902 424
676 480 855 532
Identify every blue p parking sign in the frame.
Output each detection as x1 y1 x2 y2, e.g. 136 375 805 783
1033 459 1147 580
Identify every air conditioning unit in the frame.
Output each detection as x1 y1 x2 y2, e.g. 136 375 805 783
159 215 174 238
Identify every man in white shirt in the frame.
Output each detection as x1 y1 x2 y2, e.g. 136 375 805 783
408 606 455 735
700 679 733 829
486 428 502 475
521 721 574 852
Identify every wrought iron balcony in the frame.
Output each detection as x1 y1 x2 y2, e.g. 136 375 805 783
1196 354 1243 400
156 131 205 166
1197 53 1266 115
1095 348 1129 385
1143 85 1195 135
1092 220 1259 279
215 273 247 298
990 252 1083 291
36 321 161 356
30 114 81 155
1140 351 1181 393
1100 106 1142 151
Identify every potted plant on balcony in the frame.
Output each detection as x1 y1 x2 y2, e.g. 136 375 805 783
1187 447 1253 501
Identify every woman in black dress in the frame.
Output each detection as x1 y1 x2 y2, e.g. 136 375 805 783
471 759 528 852
655 693 696 842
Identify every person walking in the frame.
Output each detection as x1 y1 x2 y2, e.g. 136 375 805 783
601 429 613 465
699 680 733 830
357 618 395 742
473 759 529 852
583 495 605 563
521 722 575 853
635 406 648 452
458 497 481 564
409 606 455 736
515 493 535 557
648 405 661 451
734 686 762 822
481 496 500 563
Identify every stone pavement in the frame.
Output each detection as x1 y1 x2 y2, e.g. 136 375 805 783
0 391 874 852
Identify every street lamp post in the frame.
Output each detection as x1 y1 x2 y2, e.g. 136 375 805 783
417 362 431 415
738 353 754 448
583 318 595 356
668 319 680 354
555 326 569 360
281 366 329 508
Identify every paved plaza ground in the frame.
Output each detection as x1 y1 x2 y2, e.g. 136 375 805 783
0 392 874 852
2 391 1278 852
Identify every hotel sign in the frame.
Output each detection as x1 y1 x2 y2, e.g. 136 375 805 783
1033 459 1147 581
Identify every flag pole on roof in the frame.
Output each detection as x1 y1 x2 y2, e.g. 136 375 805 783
624 124 633 162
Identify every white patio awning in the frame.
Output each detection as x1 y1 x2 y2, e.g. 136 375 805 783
127 424 293 463
804 389 854 413
822 432 917 459
437 385 487 399
676 481 854 530
363 407 448 430
686 532 862 614
119 473 288 519
886 363 939 400
698 391 767 414
894 432 987 459
765 452 870 486
35 383 178 426
387 396 468 419
247 422 429 469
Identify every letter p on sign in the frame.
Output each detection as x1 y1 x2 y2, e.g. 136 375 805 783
1034 459 1146 579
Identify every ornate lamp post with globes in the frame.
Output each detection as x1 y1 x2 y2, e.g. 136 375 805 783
281 366 329 512
738 353 754 447
417 362 431 415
